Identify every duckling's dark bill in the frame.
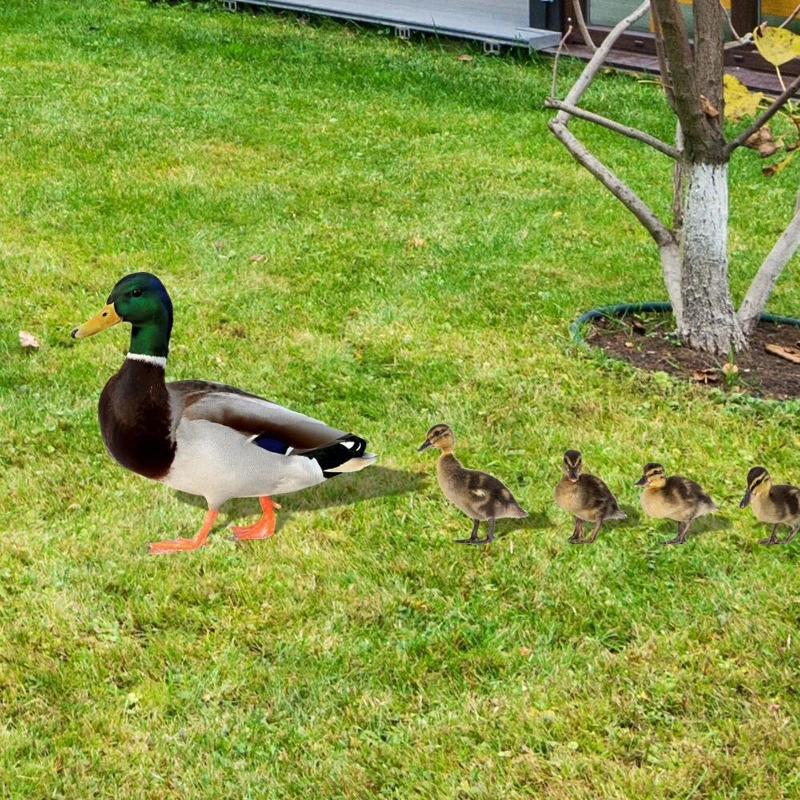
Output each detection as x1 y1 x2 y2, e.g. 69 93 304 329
71 303 122 339
739 490 752 509
417 440 433 452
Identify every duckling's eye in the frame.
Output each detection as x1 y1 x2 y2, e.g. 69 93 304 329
130 289 142 298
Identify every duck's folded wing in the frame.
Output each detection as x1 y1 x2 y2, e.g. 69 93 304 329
167 380 347 450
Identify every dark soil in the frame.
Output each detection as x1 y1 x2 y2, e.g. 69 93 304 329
587 313 800 400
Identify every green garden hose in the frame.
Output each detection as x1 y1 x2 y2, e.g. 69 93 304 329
569 302 800 346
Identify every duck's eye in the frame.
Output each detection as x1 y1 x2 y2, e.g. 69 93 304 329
130 289 142 297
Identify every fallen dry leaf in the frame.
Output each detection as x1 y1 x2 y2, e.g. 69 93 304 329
763 153 794 177
250 253 265 262
722 362 739 375
765 343 800 363
624 341 635 348
692 368 720 384
19 330 40 350
519 646 533 657
458 54 474 62
631 317 646 334
407 236 426 248
745 126 778 158
700 95 720 118
213 240 225 250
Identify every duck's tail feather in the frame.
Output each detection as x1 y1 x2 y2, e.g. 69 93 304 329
325 452 378 474
295 435 377 478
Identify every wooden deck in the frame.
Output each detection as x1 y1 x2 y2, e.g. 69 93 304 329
230 0 561 50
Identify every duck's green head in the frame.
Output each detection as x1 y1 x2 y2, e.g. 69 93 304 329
72 272 174 358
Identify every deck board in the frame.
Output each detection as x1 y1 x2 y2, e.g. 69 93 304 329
234 0 561 49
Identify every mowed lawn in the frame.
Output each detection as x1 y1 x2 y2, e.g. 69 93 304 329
2 1 800 797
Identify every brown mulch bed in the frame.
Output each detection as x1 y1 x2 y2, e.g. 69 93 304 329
587 313 800 400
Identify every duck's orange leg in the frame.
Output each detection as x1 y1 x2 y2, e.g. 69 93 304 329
148 509 219 555
231 496 281 541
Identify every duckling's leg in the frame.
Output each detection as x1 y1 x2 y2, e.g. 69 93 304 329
568 518 584 543
148 509 219 555
777 524 800 545
481 518 496 544
662 520 691 545
231 496 282 541
455 518 482 544
576 518 603 544
760 524 781 545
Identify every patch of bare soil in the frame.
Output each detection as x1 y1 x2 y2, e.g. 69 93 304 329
587 313 800 400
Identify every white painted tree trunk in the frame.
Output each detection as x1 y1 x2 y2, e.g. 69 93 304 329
737 188 800 337
676 161 746 355
658 239 683 328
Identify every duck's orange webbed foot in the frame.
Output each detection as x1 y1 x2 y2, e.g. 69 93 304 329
231 496 281 541
148 509 219 555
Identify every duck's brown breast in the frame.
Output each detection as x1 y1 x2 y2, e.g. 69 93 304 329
99 360 176 480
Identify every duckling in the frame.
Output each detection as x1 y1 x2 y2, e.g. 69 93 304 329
740 466 800 545
635 462 717 545
417 424 528 545
554 450 626 544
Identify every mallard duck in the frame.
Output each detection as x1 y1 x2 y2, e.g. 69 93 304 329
635 462 717 545
554 450 626 544
417 423 527 545
71 272 376 555
740 466 800 545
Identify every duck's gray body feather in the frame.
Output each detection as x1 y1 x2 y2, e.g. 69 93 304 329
159 380 369 508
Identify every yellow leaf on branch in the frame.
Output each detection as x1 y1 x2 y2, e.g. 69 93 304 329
753 25 800 67
723 74 764 120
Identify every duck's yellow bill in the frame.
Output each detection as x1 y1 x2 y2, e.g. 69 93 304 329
71 303 121 339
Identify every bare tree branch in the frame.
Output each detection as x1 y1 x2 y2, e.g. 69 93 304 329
651 0 725 161
651 5 676 112
725 73 800 155
737 189 800 335
555 0 652 123
718 0 742 43
724 33 753 49
780 1 800 27
571 0 597 52
551 25 573 99
545 98 681 158
548 119 675 248
695 0 726 117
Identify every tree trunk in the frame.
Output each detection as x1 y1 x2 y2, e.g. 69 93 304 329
676 160 746 354
548 0 799 358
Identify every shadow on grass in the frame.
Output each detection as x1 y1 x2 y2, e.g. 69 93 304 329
174 466 428 531
606 504 733 535
494 511 554 536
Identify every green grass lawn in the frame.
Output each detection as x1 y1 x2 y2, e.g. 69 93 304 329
2 1 800 796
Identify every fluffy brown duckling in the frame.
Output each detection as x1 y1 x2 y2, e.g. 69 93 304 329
740 466 800 545
554 450 626 544
418 423 528 545
636 462 717 545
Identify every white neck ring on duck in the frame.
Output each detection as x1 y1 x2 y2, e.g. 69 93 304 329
126 352 167 368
